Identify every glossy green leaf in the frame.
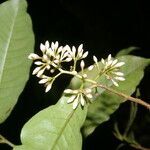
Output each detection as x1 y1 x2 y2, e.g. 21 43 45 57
13 96 87 150
70 55 150 137
116 47 139 57
0 0 34 123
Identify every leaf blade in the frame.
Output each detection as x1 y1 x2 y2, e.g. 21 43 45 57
13 96 87 150
0 0 34 123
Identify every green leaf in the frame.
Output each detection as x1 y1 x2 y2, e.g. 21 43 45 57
13 96 87 150
116 47 139 57
0 0 34 123
71 55 150 137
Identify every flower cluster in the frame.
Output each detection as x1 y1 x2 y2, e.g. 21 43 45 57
28 41 88 92
29 41 126 109
101 54 125 86
89 54 125 87
64 88 93 109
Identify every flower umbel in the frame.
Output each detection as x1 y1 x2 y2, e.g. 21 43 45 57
28 41 89 93
28 41 73 77
101 54 125 86
64 88 93 109
29 41 126 109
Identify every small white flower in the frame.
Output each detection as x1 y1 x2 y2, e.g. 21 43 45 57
64 88 93 109
28 53 41 60
113 62 125 68
32 66 42 75
111 79 119 87
80 94 85 106
82 51 88 59
80 60 85 70
101 58 105 64
38 75 53 92
64 89 74 94
112 72 124 76
99 54 126 87
67 95 76 103
45 83 52 93
73 96 79 109
88 65 94 71
115 76 125 81
93 55 98 63
34 61 44 65
39 78 49 84
86 93 93 99
67 44 88 60
51 41 59 50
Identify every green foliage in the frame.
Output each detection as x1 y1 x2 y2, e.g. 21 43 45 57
116 47 139 57
13 96 87 150
70 55 150 137
0 0 34 123
0 1 149 149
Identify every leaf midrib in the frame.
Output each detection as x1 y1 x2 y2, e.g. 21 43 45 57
51 109 75 150
0 1 19 85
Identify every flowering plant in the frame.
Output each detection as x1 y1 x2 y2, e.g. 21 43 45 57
0 0 150 150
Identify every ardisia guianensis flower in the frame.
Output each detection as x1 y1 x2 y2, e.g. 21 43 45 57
88 54 125 87
101 54 125 86
28 41 73 77
28 41 89 92
28 41 126 109
64 88 93 109
64 44 88 61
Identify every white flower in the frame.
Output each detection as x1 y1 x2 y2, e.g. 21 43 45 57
64 88 93 109
100 54 125 87
29 41 90 93
88 65 94 71
67 44 89 60
38 75 53 92
28 41 72 77
28 53 41 60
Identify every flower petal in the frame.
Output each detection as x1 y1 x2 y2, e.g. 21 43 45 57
45 41 50 49
82 51 88 58
73 97 79 109
39 78 48 84
108 54 112 61
64 89 73 94
34 61 43 65
45 83 52 92
88 65 94 71
115 76 125 81
80 94 85 106
78 44 83 53
32 66 42 75
28 53 40 60
67 95 76 103
40 43 46 53
93 55 98 63
114 62 125 68
111 79 119 87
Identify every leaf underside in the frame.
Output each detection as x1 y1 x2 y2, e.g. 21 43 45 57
0 0 34 123
13 96 87 150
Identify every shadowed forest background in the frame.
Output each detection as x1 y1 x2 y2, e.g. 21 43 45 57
0 0 150 149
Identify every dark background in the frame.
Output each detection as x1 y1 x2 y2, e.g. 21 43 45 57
0 0 150 149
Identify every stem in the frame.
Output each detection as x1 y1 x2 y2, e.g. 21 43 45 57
94 83 150 109
0 134 15 148
131 144 150 150
59 68 82 79
73 59 77 71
